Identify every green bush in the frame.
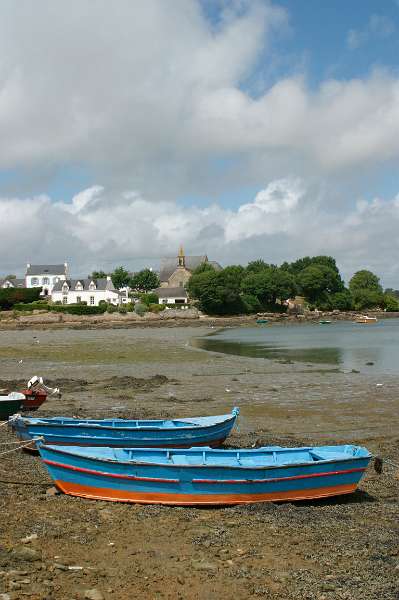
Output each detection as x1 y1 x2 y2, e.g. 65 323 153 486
50 304 107 315
149 303 165 313
13 301 50 312
106 304 118 313
126 302 135 312
134 302 147 316
0 287 42 310
140 292 159 306
383 294 399 312
118 306 128 314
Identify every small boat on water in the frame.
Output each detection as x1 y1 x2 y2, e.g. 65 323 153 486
256 319 268 324
354 315 378 324
9 408 239 448
37 443 371 506
0 393 25 420
319 320 332 325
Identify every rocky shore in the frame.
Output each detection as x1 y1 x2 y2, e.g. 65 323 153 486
1 307 398 331
0 326 398 599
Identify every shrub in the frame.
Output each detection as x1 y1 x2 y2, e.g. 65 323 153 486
140 292 159 306
106 304 118 313
149 303 165 313
50 304 107 315
118 306 128 314
126 302 135 312
0 287 42 310
13 301 50 312
134 302 147 316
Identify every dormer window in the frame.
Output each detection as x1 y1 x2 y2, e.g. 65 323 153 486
75 281 83 291
89 281 96 291
62 283 69 293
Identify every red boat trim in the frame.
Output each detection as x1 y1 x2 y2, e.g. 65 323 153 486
192 467 366 484
53 481 359 505
42 459 179 484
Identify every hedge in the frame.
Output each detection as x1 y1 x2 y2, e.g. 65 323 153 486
0 287 42 310
13 301 50 312
49 304 107 315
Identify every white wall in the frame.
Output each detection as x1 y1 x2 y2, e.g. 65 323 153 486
159 296 188 305
26 274 66 296
51 289 120 306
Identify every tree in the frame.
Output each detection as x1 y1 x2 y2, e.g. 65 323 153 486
297 264 343 304
385 288 399 299
187 269 245 315
130 269 160 292
349 270 382 293
246 260 272 274
352 288 383 311
383 294 399 311
111 266 130 289
241 267 296 307
329 289 353 311
4 274 16 280
91 270 108 279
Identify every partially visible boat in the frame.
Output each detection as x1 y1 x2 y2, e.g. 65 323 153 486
37 443 372 506
9 408 240 448
354 315 378 324
21 389 48 411
0 393 25 420
319 320 332 325
256 319 268 324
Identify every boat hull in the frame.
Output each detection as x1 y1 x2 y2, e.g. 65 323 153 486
10 411 238 448
38 444 371 506
21 390 47 411
0 399 24 420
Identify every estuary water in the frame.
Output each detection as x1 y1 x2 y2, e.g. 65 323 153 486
193 318 399 374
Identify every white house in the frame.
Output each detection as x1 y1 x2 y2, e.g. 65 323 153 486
155 286 188 305
25 263 68 296
51 276 121 306
0 278 25 289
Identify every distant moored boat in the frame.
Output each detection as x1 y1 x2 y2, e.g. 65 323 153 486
354 315 378 324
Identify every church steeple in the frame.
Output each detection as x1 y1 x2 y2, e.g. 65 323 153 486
178 245 185 267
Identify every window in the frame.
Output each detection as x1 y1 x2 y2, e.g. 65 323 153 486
62 296 68 304
179 281 184 287
31 277 39 286
76 296 81 303
90 296 95 305
89 282 96 291
75 282 83 291
42 277 50 285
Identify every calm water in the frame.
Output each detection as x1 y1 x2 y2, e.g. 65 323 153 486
193 319 399 374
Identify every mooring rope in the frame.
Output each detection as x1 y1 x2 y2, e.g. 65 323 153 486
0 438 40 456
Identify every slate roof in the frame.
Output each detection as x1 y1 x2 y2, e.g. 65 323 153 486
52 278 117 293
26 264 67 276
154 287 188 298
159 256 207 282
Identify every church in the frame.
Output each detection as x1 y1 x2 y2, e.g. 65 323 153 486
155 246 221 305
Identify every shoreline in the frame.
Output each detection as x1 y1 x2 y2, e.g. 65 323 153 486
1 309 398 331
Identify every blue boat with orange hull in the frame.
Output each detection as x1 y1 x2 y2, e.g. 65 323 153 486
9 409 239 448
37 444 371 506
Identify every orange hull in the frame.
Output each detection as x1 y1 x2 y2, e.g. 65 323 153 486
55 480 358 506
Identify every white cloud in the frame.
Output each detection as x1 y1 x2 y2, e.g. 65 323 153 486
2 181 399 287
0 0 398 195
347 14 395 49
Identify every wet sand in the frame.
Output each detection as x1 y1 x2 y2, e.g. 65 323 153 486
0 327 398 600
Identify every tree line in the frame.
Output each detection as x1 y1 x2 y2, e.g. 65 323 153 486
186 256 399 315
91 267 160 292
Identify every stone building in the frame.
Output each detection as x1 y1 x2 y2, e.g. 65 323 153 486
159 246 220 288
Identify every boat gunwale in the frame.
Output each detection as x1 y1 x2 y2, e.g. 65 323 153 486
39 444 371 471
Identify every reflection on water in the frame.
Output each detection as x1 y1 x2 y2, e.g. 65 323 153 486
192 319 399 373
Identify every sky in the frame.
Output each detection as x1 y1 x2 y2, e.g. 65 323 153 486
0 0 399 285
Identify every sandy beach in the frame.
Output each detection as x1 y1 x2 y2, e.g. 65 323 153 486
0 326 398 600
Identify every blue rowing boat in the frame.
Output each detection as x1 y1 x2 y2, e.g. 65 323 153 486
37 443 371 506
9 409 239 448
